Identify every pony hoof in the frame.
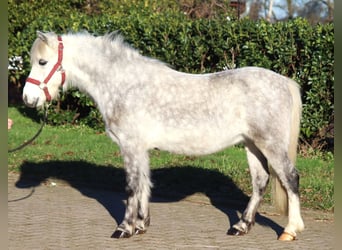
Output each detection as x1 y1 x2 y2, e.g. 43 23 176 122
227 227 246 236
278 232 296 241
111 229 132 239
134 228 147 235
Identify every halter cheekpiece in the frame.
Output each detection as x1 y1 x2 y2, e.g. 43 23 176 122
26 36 65 101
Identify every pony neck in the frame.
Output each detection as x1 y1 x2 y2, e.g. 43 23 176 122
61 33 150 115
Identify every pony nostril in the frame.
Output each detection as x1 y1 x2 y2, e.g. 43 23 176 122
23 95 38 108
23 95 28 104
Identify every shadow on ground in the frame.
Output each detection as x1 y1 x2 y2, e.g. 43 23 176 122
14 160 283 237
10 104 43 123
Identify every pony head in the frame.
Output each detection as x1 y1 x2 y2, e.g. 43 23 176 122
23 31 65 108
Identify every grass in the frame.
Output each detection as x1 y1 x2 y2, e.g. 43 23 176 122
8 106 334 212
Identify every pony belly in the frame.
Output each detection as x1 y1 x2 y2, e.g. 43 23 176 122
152 129 244 156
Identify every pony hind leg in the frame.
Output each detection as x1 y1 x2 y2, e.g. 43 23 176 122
112 148 152 238
228 143 269 236
260 145 305 240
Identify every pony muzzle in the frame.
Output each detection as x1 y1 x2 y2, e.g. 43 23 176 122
23 81 50 108
23 92 39 108
25 78 52 102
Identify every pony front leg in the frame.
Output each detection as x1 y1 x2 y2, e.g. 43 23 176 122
228 144 269 236
112 148 152 238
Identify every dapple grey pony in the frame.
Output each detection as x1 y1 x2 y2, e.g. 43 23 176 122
23 31 304 241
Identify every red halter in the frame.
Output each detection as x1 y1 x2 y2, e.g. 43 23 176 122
26 36 65 101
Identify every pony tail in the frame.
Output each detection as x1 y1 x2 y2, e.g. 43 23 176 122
271 80 302 215
270 169 288 215
287 80 302 167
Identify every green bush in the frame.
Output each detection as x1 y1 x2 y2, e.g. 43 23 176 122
8 0 334 149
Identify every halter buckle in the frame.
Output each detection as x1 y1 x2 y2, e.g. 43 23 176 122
39 82 47 90
57 65 64 72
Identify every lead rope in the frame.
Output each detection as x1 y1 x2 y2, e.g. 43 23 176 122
8 104 49 153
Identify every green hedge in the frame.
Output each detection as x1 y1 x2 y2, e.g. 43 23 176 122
8 0 334 149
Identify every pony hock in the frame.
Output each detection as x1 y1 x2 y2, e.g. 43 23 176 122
23 31 304 241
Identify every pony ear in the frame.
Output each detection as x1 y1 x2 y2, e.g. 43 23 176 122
37 31 48 43
36 31 57 45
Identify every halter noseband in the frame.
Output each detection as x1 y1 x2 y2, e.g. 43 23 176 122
26 36 65 101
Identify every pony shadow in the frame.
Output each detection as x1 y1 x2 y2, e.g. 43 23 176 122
14 160 284 237
11 104 43 124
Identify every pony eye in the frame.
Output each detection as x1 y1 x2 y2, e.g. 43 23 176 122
39 59 48 66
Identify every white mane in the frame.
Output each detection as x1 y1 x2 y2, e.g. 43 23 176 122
66 31 167 70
